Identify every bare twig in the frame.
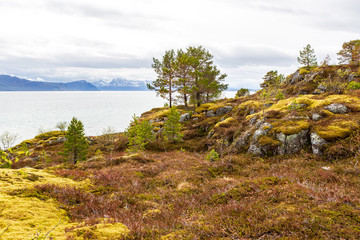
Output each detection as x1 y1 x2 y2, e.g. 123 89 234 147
44 218 62 238
0 224 11 237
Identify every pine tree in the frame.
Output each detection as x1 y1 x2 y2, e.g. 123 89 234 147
63 117 88 164
148 50 177 108
125 115 154 153
297 44 317 67
163 107 183 143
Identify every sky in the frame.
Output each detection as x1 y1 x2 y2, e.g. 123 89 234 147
0 0 359 89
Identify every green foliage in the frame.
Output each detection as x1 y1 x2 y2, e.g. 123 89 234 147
125 115 154 153
149 49 177 107
163 107 183 143
149 46 228 108
322 69 351 94
347 81 360 90
297 44 317 67
0 149 18 168
337 39 360 64
235 88 250 97
276 91 285 100
63 117 89 164
260 70 284 89
205 149 220 162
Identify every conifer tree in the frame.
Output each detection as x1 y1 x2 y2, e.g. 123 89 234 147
63 117 88 164
125 115 154 153
163 107 183 143
297 44 317 67
148 50 177 108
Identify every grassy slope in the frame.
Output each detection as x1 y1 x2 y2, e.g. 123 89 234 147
2 65 360 239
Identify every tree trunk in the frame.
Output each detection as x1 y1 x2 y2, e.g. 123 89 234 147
169 80 172 108
196 92 201 107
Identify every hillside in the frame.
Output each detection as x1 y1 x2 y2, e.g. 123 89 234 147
1 64 360 239
0 75 98 91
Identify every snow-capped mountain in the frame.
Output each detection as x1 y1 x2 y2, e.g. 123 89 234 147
93 79 150 91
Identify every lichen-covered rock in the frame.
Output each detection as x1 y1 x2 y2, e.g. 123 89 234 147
311 113 322 121
232 129 253 152
324 103 348 114
313 84 326 94
276 129 310 155
215 106 233 116
206 110 216 117
289 69 304 84
247 122 273 156
179 113 191 122
247 143 263 155
310 132 327 155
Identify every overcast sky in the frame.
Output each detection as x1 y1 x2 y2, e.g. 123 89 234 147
0 0 359 89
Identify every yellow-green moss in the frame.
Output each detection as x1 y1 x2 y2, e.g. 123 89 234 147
152 122 164 128
315 120 359 141
195 103 215 113
35 131 64 140
214 117 237 128
207 103 226 112
273 120 310 135
0 168 92 240
67 220 129 240
247 95 360 120
299 68 310 75
258 136 280 147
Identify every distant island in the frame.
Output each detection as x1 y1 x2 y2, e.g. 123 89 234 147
0 75 150 91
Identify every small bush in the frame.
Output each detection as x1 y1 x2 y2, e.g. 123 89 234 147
205 149 220 162
236 88 250 97
347 81 360 90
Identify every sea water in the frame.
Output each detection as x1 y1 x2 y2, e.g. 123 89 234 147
0 91 237 145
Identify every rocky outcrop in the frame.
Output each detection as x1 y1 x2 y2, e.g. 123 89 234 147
324 103 348 114
247 123 273 156
310 132 327 155
205 110 216 117
215 106 233 116
276 130 310 155
179 113 191 122
311 113 322 121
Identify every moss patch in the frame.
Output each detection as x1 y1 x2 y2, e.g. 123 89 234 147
0 168 92 239
214 117 237 128
315 120 359 141
272 119 310 135
195 103 215 113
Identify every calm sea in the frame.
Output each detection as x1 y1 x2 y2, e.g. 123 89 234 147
1 91 237 145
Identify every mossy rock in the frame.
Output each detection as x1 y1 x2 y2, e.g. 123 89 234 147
315 120 359 141
258 135 281 147
214 117 237 128
35 131 64 140
195 103 215 113
272 119 310 135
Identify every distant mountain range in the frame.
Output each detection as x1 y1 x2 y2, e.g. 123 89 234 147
92 79 149 91
0 75 150 91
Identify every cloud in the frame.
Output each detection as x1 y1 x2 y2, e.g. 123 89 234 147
213 46 295 68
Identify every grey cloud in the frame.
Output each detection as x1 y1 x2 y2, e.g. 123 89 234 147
214 46 295 68
46 0 171 30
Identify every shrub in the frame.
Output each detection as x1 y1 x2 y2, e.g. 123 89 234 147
205 149 220 162
126 115 154 153
347 81 360 90
163 107 183 143
235 88 250 97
